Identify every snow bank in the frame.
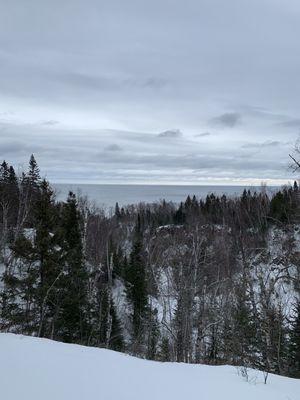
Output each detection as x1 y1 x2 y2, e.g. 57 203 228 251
1 333 299 400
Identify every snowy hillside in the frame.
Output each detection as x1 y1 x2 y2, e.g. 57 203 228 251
1 334 299 400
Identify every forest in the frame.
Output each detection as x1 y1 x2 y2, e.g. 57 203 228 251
0 155 299 378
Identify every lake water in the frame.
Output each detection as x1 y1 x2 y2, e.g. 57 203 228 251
53 184 279 208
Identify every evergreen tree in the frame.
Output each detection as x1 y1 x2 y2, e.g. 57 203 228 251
99 286 110 346
7 166 19 229
28 154 40 185
1 178 60 336
14 155 41 230
88 274 124 351
115 202 121 220
231 281 257 366
293 180 299 192
0 161 10 247
56 192 89 344
185 195 192 210
112 246 124 279
0 162 19 245
146 307 160 360
126 215 148 344
109 300 125 352
160 336 171 361
259 304 287 374
34 179 61 337
3 232 38 334
0 161 9 180
173 202 185 225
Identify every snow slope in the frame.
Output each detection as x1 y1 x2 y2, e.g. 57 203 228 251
1 334 299 400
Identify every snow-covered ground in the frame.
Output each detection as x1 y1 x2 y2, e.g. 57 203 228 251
1 334 299 400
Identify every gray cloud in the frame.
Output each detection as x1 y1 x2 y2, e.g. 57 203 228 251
158 129 183 138
278 119 300 128
0 121 292 184
241 141 282 149
210 113 241 128
0 1 298 184
194 132 211 138
0 139 44 156
0 141 26 154
104 144 122 152
41 120 59 126
142 77 167 89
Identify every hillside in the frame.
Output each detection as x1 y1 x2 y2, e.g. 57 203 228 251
1 158 300 376
1 334 299 400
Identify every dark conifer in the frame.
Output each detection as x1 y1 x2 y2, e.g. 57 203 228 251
115 202 121 220
56 192 89 344
109 300 125 352
126 215 148 342
34 179 60 337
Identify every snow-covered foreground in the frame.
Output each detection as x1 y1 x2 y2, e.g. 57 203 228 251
1 334 299 400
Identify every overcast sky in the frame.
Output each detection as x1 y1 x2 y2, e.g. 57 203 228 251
0 0 300 184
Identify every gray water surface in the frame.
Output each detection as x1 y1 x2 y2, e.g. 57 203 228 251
53 184 279 208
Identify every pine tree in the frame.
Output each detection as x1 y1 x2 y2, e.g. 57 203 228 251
231 281 257 366
259 304 287 374
173 202 185 225
56 192 89 344
34 179 61 337
88 275 124 351
1 179 60 336
160 337 171 361
146 307 160 360
109 300 125 352
125 215 148 345
0 161 35 332
28 154 40 185
293 180 299 192
185 195 192 210
0 161 18 246
115 202 121 220
4 232 38 334
24 155 41 227
7 166 19 229
112 246 124 279
99 286 110 346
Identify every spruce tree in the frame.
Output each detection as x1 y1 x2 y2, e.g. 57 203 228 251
109 300 125 352
173 202 185 225
0 161 9 178
1 178 60 336
0 161 18 246
34 179 60 337
24 155 41 227
7 166 19 229
160 337 171 361
112 246 124 279
56 192 89 344
231 281 257 366
28 154 40 185
126 215 148 344
259 304 287 374
4 232 38 334
115 202 121 220
146 307 160 360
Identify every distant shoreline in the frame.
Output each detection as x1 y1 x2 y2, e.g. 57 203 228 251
52 183 282 207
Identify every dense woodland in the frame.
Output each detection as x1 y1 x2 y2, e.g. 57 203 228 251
0 156 299 378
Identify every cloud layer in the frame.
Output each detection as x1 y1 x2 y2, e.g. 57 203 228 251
0 0 299 184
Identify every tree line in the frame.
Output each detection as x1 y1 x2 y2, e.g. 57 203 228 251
0 156 299 378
